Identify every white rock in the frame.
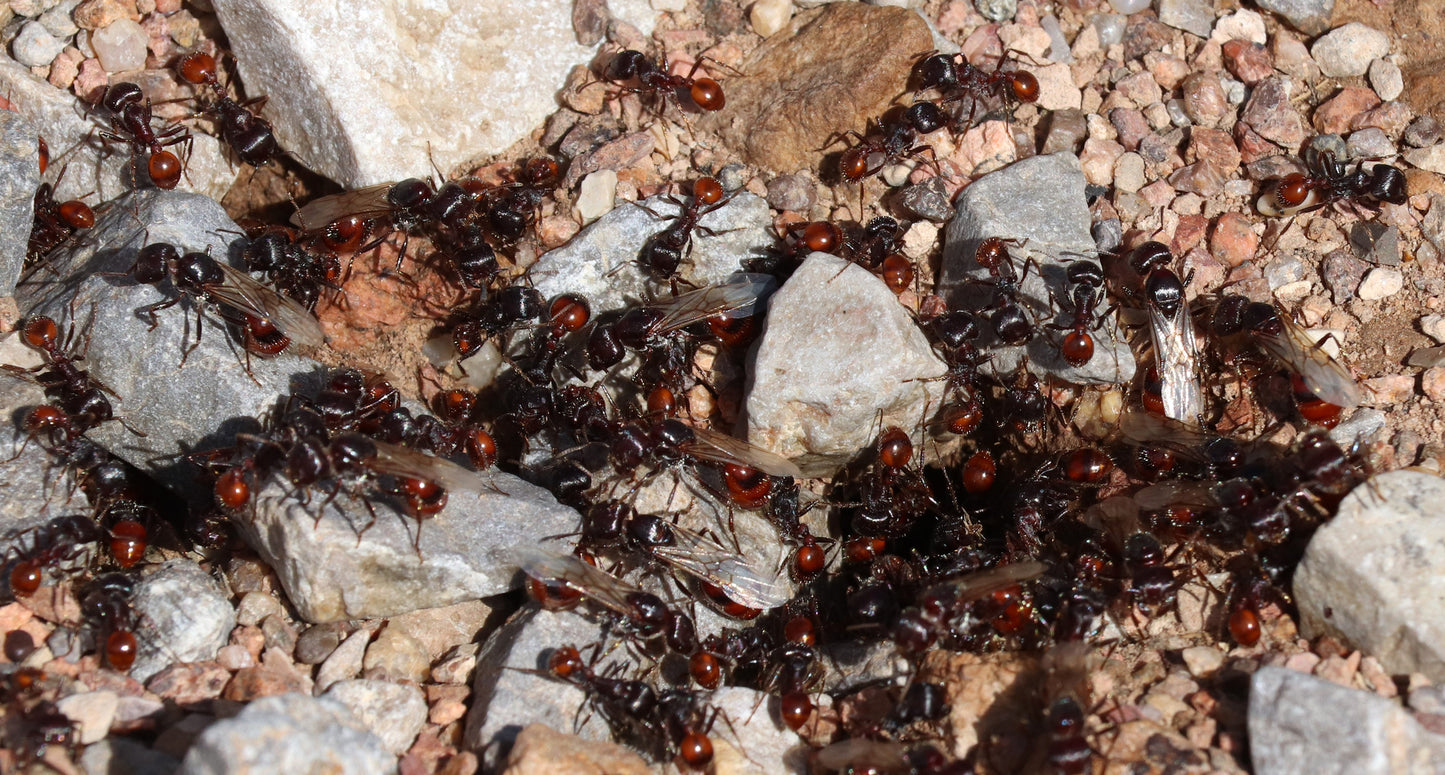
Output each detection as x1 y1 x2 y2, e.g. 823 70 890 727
881 161 913 187
1295 471 1445 680
91 18 148 72
212 0 601 187
745 253 947 476
1357 267 1403 300
1181 646 1224 677
573 169 617 225
1421 313 1445 344
1113 151 1145 193
178 694 393 775
57 691 119 745
1310 22 1391 79
1369 58 1404 102
1211 8 1267 44
322 680 427 755
1404 144 1445 175
11 20 64 67
1033 62 1082 112
129 559 237 682
651 0 686 9
750 0 793 37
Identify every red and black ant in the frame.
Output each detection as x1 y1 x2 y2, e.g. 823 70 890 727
175 51 282 167
597 49 732 114
27 181 94 267
94 82 193 190
1047 259 1113 367
911 50 1040 131
1257 146 1407 217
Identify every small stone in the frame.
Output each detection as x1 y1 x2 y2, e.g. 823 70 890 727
1114 152 1145 193
1033 62 1081 111
217 644 254 670
317 627 373 694
1314 88 1381 136
1256 0 1333 36
1422 314 1445 344
9 0 46 15
1311 23 1390 79
1405 145 1445 176
1421 368 1445 402
765 173 815 213
1210 212 1258 266
1157 0 1213 37
1369 58 1404 102
1187 126 1241 174
716 162 748 192
1041 108 1087 154
951 119 1015 176
90 17 147 71
1181 72 1227 127
1322 250 1369 303
223 663 312 702
1240 76 1308 147
573 169 617 225
323 679 427 755
1406 117 1443 149
1110 107 1150 151
295 623 345 665
129 559 235 683
56 691 118 745
1182 646 1225 677
1347 127 1396 160
1114 71 1163 109
504 724 650 775
1212 8 1267 44
363 626 429 684
1080 137 1125 186
1357 267 1403 300
749 0 792 37
46 44 80 88
180 694 393 775
236 590 285 627
11 20 64 67
165 7 197 46
72 0 128 29
146 662 231 705
1263 254 1308 289
1353 101 1414 138
1350 221 1400 266
37 2 77 37
1222 40 1273 85
897 176 953 222
975 0 1014 22
1110 0 1149 12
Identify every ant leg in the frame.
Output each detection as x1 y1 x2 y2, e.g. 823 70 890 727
137 296 181 329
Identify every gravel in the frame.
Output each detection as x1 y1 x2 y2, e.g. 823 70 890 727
178 693 395 775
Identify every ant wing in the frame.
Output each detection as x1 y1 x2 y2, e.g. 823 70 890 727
943 560 1047 604
1118 410 1211 463
290 183 395 229
1133 480 1214 511
654 274 776 333
1256 311 1363 408
1081 495 1143 549
1146 301 1204 425
514 547 639 615
209 262 327 349
367 439 486 495
814 739 909 774
685 426 804 480
652 525 793 610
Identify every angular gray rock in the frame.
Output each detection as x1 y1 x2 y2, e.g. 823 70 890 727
745 253 947 476
130 558 236 683
0 110 39 300
709 687 809 774
1255 0 1334 35
0 59 233 203
1294 470 1445 681
1250 666 1445 775
1157 0 1214 37
242 472 580 623
211 0 603 188
529 192 774 318
940 152 1135 385
465 607 608 769
178 693 395 775
321 680 427 755
14 189 326 494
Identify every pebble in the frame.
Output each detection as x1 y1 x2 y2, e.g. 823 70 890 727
147 662 233 705
1212 8 1267 44
1109 107 1149 151
1263 254 1308 289
1421 314 1445 344
1406 117 1443 149
1357 267 1403 300
1181 72 1227 127
361 626 430 684
72 0 128 29
1255 0 1333 36
1322 250 1369 303
1092 13 1126 47
36 0 76 38
1295 471 1445 681
1350 221 1400 266
1311 23 1391 79
295 623 345 665
1210 212 1258 267
90 17 147 71
1346 127 1396 160
1032 61 1081 111
1222 40 1273 85
572 170 616 225
1182 646 1225 677
127 559 235 683
1251 667 1445 774
11 20 64 66
1369 58 1404 102
81 738 181 775
1109 0 1149 12
323 680 427 755
316 627 373 694
745 253 945 476
56 690 118 745
503 723 650 775
1157 0 1213 38
974 0 1014 22
749 0 791 37
1114 151 1145 192
179 693 395 775
1422 367 1445 402
1406 145 1445 176
1315 87 1381 135
765 173 816 213
1042 108 1087 155
897 176 954 222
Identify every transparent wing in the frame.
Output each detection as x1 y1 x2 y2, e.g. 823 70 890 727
1147 302 1204 425
1132 480 1214 511
684 426 804 480
1082 495 1142 547
368 439 486 495
944 560 1047 603
1118 409 1210 462
652 525 793 610
654 273 776 333
1256 311 1363 408
814 740 909 774
209 262 327 349
290 184 395 229
514 547 639 616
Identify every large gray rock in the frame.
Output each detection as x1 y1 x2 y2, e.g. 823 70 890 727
1255 0 1334 35
1249 667 1445 775
529 192 775 316
130 558 236 683
709 687 809 774
465 607 608 768
0 110 39 299
211 0 613 188
940 152 1135 386
321 680 427 756
14 189 327 493
178 693 395 775
244 469 579 623
1294 471 1445 681
0 59 233 203
745 253 946 476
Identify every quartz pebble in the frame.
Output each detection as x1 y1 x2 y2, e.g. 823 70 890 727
90 17 147 71
750 0 792 36
1357 267 1403 300
1369 58 1404 102
1310 23 1390 79
11 20 64 66
1255 0 1333 36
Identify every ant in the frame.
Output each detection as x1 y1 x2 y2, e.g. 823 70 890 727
912 50 1040 131
597 49 731 114
27 181 95 267
94 82 193 190
967 236 1041 346
829 104 944 198
175 51 282 167
1128 241 1203 425
1047 260 1112 367
635 176 731 288
1258 145 1407 217
4 314 134 437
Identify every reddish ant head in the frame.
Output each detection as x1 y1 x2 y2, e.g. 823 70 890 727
1010 71 1039 103
794 542 826 579
437 389 477 422
25 405 69 433
21 316 59 352
783 615 817 646
1061 331 1095 367
523 157 560 186
548 645 585 679
147 151 182 190
58 200 95 229
689 78 725 111
877 427 912 470
975 237 1009 270
692 176 724 205
840 146 870 182
177 52 218 86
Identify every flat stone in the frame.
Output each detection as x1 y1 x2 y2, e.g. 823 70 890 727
1239 76 1308 148
129 559 235 683
178 693 395 775
1295 471 1445 681
316 626 373 694
322 679 427 755
940 152 1135 385
211 0 599 188
1357 267 1403 300
1405 145 1445 176
700 3 930 172
1256 0 1333 36
1250 667 1445 774
1311 22 1390 79
1315 87 1381 136
744 253 946 476
1157 0 1214 38
1370 58 1404 102
1350 222 1400 266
